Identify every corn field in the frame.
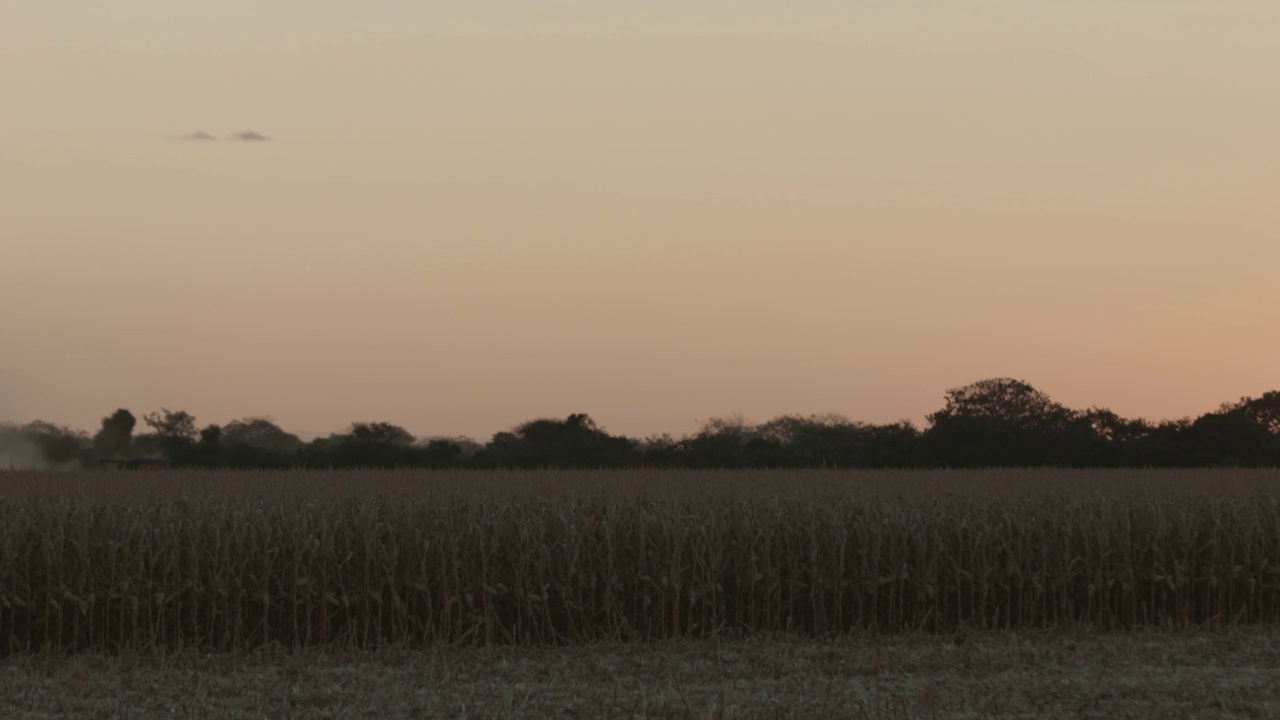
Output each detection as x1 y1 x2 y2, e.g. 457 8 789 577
1 469 1278 654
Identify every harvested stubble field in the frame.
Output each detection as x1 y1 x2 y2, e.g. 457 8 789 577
2 469 1279 718
5 629 1280 719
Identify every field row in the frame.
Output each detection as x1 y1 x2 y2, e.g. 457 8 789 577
1 470 1278 652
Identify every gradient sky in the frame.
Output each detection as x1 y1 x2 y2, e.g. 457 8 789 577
3 2 1278 440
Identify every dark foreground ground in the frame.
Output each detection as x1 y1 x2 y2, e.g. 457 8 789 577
3 629 1278 719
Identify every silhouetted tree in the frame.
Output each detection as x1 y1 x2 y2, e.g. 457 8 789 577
1130 419 1194 467
199 424 222 446
421 438 465 467
636 434 685 467
143 409 198 440
57 380 1280 471
683 416 760 468
189 424 224 466
928 378 1068 426
925 379 1076 466
752 414 922 467
482 414 636 467
221 418 302 453
350 422 415 446
308 422 419 467
203 417 303 467
1183 408 1271 466
138 409 199 463
859 421 926 467
93 409 137 460
757 414 850 466
1225 392 1280 435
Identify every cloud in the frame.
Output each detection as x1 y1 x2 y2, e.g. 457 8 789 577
184 131 218 141
230 131 271 142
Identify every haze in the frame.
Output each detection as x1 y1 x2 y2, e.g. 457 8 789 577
3 2 1278 440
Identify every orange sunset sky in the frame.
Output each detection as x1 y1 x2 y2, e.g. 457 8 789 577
2 2 1278 440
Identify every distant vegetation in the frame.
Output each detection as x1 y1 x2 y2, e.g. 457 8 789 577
2 378 1279 469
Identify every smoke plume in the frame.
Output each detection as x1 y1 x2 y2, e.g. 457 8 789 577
0 426 49 470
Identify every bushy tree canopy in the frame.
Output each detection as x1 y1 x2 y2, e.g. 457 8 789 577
9 378 1280 470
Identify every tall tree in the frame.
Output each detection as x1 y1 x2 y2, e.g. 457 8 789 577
486 414 635 467
684 416 760 468
925 379 1076 466
221 418 302 453
312 422 419 467
1225 392 1280 435
141 409 199 462
93 409 136 459
927 378 1068 426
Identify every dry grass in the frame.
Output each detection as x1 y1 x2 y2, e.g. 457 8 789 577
1 469 1278 653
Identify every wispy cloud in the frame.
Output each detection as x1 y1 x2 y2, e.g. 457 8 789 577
230 131 271 142
183 131 218 141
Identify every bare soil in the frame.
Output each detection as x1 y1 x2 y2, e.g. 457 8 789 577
4 629 1279 719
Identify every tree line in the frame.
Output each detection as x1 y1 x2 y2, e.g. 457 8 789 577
3 378 1279 469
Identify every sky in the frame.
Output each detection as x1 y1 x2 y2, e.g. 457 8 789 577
2 1 1278 441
